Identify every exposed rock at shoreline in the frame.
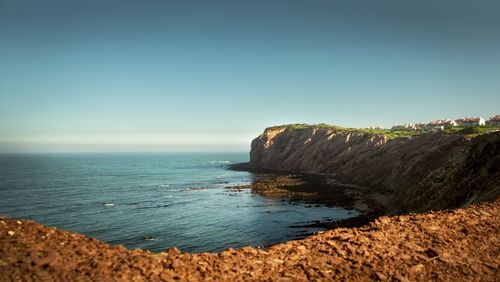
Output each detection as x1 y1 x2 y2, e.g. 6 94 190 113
1 198 498 281
246 125 500 214
225 174 362 207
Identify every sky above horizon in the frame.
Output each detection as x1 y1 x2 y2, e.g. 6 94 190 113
1 0 500 152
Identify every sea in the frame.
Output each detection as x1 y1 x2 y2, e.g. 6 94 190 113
0 152 357 253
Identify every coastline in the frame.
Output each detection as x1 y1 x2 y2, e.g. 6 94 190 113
2 127 499 280
228 163 386 226
2 198 498 281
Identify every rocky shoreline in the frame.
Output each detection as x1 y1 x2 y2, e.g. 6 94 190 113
224 171 359 208
224 170 383 230
247 126 500 214
1 198 498 281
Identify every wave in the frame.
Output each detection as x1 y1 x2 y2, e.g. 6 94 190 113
164 187 212 193
135 204 172 210
210 160 233 164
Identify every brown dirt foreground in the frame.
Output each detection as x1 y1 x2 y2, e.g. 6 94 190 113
1 199 499 282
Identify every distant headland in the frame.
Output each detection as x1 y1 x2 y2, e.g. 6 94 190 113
234 116 500 215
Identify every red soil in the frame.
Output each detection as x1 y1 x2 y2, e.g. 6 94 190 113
1 199 499 281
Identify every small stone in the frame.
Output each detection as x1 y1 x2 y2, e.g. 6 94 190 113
159 271 170 281
426 225 439 231
378 217 391 224
482 262 497 269
297 245 307 252
425 247 440 258
375 272 387 280
393 273 409 282
271 259 284 264
410 264 425 273
339 235 351 241
240 247 258 255
16 220 22 225
470 264 482 274
438 253 452 263
8 230 15 236
257 249 269 255
167 247 181 256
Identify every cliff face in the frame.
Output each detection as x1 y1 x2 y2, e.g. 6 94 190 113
249 126 500 213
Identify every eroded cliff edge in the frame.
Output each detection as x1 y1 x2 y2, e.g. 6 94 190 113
246 125 500 214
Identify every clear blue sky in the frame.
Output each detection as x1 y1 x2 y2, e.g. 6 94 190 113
1 0 499 152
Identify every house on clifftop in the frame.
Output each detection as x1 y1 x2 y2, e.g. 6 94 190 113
390 124 417 131
486 115 500 126
423 119 457 131
455 117 485 127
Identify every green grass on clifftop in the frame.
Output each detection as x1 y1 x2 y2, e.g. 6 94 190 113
266 123 500 140
265 123 419 139
266 123 344 132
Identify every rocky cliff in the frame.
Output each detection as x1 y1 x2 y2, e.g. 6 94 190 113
248 125 500 213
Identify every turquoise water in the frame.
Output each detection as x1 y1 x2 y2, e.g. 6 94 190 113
0 153 357 253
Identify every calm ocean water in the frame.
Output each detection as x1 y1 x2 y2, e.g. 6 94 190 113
0 153 357 253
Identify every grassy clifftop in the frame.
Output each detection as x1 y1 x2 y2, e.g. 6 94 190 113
266 123 500 140
265 123 345 132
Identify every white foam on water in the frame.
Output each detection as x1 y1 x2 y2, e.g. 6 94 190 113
211 160 232 164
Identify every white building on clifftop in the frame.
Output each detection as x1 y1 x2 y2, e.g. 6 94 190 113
390 124 417 131
486 115 500 126
455 117 485 127
424 119 457 131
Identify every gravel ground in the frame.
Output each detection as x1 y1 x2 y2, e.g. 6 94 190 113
1 198 499 281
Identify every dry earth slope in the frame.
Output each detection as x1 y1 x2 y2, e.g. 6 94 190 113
1 198 499 281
